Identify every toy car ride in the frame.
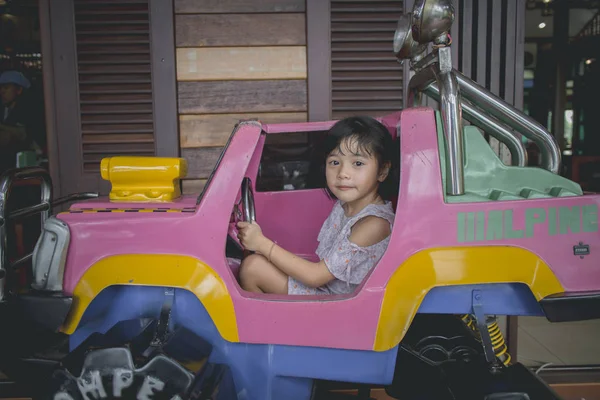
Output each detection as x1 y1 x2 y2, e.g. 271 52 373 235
1 1 599 399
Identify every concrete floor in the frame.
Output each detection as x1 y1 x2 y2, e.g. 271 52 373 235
517 316 600 367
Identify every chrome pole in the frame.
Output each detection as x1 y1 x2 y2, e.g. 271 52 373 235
0 167 53 301
454 71 561 174
423 83 528 167
435 47 464 195
409 64 531 169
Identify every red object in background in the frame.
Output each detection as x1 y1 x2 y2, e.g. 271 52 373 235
571 155 600 193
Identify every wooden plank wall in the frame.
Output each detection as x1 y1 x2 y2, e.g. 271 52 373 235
174 0 308 193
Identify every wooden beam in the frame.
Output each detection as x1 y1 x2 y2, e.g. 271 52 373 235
174 0 305 14
489 0 502 96
48 0 95 195
180 112 307 148
177 80 307 114
514 0 526 110
176 47 306 81
552 0 569 151
175 14 305 47
306 0 331 121
488 0 503 160
504 0 518 105
150 0 180 157
461 0 473 77
450 0 460 69
475 0 488 86
39 0 62 197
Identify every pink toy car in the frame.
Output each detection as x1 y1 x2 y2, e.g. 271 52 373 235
1 1 598 399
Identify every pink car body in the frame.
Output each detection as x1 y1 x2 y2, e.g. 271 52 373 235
57 108 600 354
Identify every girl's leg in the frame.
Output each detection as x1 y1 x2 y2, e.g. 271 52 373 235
239 254 289 294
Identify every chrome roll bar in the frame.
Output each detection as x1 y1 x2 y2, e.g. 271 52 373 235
435 47 465 195
0 167 51 300
409 62 529 169
454 71 561 174
409 62 561 180
0 167 98 300
397 0 561 196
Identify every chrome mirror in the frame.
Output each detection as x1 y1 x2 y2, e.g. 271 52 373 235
393 13 427 60
411 0 455 44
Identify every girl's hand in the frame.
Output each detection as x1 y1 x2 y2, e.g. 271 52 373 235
236 221 270 253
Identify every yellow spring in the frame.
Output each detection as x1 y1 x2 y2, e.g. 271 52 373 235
461 314 512 366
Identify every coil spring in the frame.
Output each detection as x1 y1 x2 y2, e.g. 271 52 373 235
461 314 512 366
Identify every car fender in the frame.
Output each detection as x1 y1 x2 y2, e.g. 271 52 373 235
59 254 239 342
373 246 564 351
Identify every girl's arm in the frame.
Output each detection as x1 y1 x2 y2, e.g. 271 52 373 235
237 216 390 288
237 221 334 288
260 238 335 288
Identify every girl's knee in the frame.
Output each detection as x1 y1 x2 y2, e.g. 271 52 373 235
240 254 264 273
239 254 267 287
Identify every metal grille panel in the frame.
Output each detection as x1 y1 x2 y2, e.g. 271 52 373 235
330 0 404 119
73 0 155 172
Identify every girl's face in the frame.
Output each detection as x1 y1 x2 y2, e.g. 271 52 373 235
325 137 389 204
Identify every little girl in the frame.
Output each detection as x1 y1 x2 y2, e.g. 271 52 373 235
236 116 398 295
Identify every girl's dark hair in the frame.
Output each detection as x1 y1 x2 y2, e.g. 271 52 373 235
310 116 399 200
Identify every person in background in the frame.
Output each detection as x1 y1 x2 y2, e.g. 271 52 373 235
0 70 43 174
0 70 45 264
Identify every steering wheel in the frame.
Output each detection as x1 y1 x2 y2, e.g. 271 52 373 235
241 177 256 223
228 178 256 251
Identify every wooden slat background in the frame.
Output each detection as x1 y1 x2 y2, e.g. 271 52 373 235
176 47 306 81
178 80 307 114
174 0 308 193
175 14 306 47
180 112 307 148
174 0 306 14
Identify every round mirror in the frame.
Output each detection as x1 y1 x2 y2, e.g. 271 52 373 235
411 0 455 44
393 13 427 60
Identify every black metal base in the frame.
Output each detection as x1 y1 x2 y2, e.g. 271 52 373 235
0 296 71 395
1 317 238 399
540 290 600 322
313 314 564 400
384 314 563 400
0 290 73 389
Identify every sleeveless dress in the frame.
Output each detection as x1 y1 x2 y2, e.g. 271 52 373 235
287 200 395 295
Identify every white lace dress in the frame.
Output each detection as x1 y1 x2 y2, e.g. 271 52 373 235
287 200 395 295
